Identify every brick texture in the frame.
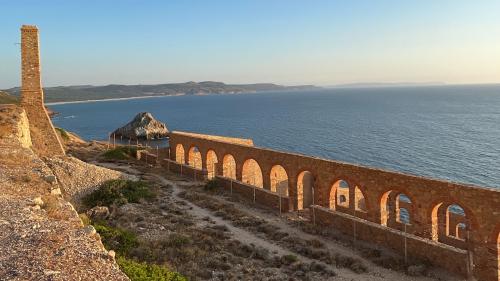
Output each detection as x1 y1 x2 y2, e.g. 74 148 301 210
20 25 64 157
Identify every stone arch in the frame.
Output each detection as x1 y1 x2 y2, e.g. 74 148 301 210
354 186 367 212
329 180 350 210
431 201 472 248
270 165 288 196
188 146 202 169
431 202 443 241
175 144 185 164
446 204 467 240
297 171 314 210
242 159 263 188
396 194 412 225
222 154 236 179
380 190 413 227
206 150 218 179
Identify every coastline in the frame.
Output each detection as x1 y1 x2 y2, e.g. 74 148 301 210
46 93 186 106
45 91 260 106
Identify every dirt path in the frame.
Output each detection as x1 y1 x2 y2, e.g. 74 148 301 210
157 175 291 256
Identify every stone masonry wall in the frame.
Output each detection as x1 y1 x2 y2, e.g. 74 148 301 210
168 131 500 281
20 25 64 157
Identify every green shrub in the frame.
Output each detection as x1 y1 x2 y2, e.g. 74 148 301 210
83 179 154 208
93 222 139 256
55 127 70 140
103 146 138 160
117 256 187 281
203 179 218 191
281 254 298 265
165 234 191 248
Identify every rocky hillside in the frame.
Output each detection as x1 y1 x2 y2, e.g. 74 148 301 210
0 105 129 280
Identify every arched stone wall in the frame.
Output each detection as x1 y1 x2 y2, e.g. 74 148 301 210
222 154 237 179
270 165 288 196
297 171 314 210
242 158 263 188
188 146 202 169
168 131 500 281
175 144 185 164
206 150 218 179
380 190 414 231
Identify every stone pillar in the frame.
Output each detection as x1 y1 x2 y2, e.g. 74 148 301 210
20 25 64 157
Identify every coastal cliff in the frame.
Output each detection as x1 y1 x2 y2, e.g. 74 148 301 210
0 105 129 280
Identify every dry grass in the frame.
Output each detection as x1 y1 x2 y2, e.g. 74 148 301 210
178 188 368 274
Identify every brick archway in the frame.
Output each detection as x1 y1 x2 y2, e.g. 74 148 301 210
380 190 414 231
297 170 314 210
222 154 236 179
270 165 288 196
206 150 218 179
242 159 263 188
430 201 473 249
188 146 202 169
175 144 185 164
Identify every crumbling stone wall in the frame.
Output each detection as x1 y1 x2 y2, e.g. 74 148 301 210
168 130 500 281
20 25 64 157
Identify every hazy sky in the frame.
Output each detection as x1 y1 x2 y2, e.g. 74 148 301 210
1 0 500 88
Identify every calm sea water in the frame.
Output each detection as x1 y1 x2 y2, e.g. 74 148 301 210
50 85 500 189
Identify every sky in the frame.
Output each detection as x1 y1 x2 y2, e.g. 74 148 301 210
1 0 500 88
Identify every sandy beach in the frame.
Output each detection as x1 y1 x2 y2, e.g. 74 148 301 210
45 93 186 106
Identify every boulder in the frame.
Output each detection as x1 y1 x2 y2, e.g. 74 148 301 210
112 112 169 140
86 206 110 221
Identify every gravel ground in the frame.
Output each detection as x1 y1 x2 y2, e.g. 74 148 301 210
45 155 132 208
0 105 128 281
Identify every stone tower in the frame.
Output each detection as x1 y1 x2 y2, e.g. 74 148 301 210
20 25 65 157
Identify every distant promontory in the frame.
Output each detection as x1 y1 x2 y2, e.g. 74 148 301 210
4 81 320 103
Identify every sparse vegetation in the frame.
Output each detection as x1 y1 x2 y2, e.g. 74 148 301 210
55 127 70 140
203 179 218 191
281 254 298 265
164 234 191 248
102 146 138 160
117 257 187 281
94 222 139 256
93 221 186 281
179 188 371 274
83 179 154 208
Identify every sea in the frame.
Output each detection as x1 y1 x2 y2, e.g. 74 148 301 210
50 85 500 189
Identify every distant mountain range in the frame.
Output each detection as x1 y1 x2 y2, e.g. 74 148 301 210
4 81 320 103
329 82 446 88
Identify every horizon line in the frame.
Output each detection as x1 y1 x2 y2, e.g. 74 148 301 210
4 81 500 91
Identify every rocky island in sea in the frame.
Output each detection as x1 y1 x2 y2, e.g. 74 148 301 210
112 112 169 140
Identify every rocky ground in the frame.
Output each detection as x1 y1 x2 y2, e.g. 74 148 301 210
0 105 128 280
45 155 131 207
89 156 461 281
